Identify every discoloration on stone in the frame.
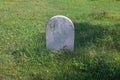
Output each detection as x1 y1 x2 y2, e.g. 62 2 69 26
46 15 74 51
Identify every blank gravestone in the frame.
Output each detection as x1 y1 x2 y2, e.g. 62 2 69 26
46 15 74 51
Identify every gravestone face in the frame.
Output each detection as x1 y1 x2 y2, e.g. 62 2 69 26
46 15 74 51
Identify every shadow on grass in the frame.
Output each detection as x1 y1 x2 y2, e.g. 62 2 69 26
74 22 109 48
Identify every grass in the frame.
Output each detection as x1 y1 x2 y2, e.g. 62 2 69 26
0 0 120 80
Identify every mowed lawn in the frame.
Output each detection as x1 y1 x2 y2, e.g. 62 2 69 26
0 0 120 80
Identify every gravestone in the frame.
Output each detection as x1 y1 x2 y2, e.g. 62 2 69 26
46 15 74 51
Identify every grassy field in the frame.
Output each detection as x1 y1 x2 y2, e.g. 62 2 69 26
0 0 120 80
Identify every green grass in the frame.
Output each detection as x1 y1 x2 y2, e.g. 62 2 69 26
0 0 120 80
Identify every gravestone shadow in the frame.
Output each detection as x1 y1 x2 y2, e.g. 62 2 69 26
74 22 109 50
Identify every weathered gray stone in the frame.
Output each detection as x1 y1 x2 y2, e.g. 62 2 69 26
46 15 74 51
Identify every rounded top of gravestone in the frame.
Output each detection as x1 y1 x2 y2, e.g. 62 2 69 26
48 15 74 29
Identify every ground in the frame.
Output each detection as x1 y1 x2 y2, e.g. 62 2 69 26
0 0 120 80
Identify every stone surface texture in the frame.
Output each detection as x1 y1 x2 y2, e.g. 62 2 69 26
46 15 74 51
